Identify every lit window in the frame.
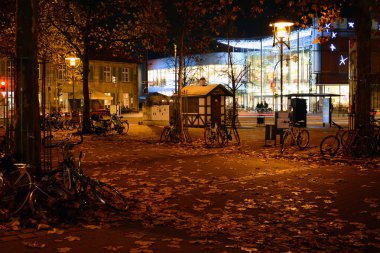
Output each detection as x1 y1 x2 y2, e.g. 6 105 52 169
57 64 66 81
104 66 111 82
122 67 130 82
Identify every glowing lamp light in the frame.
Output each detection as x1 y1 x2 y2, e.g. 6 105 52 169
271 21 294 47
1 81 6 97
66 57 79 67
271 20 294 111
65 56 80 111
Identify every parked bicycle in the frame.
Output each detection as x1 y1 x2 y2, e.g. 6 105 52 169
63 112 81 130
280 121 310 154
91 114 128 136
204 121 226 147
219 124 240 146
320 121 376 158
111 114 129 134
160 118 192 144
0 158 32 216
42 133 128 212
339 125 375 158
320 121 346 156
160 124 180 143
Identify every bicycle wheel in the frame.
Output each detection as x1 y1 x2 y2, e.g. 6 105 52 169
63 119 70 130
232 127 240 145
160 127 170 143
115 123 125 134
58 160 81 196
204 128 214 147
91 181 128 211
352 136 376 158
170 129 180 143
217 127 228 146
320 135 340 156
281 131 292 154
28 179 69 216
0 165 32 215
297 129 310 149
183 128 192 143
65 119 75 130
124 121 129 134
340 130 353 149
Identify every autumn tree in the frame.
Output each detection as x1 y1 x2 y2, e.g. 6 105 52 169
225 50 250 128
0 0 16 55
41 0 167 133
160 0 235 141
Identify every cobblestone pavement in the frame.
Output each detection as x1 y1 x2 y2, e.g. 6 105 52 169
1 122 379 253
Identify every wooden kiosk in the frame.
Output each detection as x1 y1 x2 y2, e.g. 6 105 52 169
180 84 232 127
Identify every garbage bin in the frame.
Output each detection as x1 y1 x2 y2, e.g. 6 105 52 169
257 115 265 126
265 124 276 146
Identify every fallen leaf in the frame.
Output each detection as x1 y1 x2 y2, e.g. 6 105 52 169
64 236 81 242
83 224 101 230
37 223 51 230
124 232 145 239
23 241 46 248
57 247 72 253
48 228 65 235
103 245 124 251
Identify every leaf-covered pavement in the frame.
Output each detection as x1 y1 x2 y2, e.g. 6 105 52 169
1 126 380 252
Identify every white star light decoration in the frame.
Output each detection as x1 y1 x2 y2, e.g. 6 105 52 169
332 32 337 38
324 23 331 32
330 44 336 51
339 55 348 65
348 22 355 28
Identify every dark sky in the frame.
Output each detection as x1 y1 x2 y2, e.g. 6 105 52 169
233 0 295 38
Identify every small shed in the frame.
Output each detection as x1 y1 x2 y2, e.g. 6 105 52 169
181 84 232 127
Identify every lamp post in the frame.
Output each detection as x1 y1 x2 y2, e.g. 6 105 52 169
271 21 293 111
65 57 79 111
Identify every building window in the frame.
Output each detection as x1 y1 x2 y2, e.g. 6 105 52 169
57 64 66 81
121 67 130 82
104 66 112 82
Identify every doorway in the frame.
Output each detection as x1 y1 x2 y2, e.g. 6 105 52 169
211 96 221 126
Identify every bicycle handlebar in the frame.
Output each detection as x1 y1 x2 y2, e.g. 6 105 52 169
331 121 343 130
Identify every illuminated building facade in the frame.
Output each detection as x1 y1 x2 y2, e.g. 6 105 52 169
147 19 380 113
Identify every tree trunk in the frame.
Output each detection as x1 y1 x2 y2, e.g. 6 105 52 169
15 0 40 171
177 32 185 140
81 43 92 134
228 48 237 128
354 0 371 131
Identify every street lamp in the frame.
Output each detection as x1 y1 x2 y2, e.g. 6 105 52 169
271 21 293 111
65 57 79 111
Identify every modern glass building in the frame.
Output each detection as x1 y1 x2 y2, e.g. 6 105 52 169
147 18 380 114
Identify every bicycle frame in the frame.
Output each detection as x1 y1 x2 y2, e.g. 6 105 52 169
281 122 310 153
204 122 226 147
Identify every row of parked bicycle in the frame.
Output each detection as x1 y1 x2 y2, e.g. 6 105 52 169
40 112 129 135
0 132 128 219
159 120 241 147
319 118 380 158
40 112 80 131
279 117 380 158
159 116 380 159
